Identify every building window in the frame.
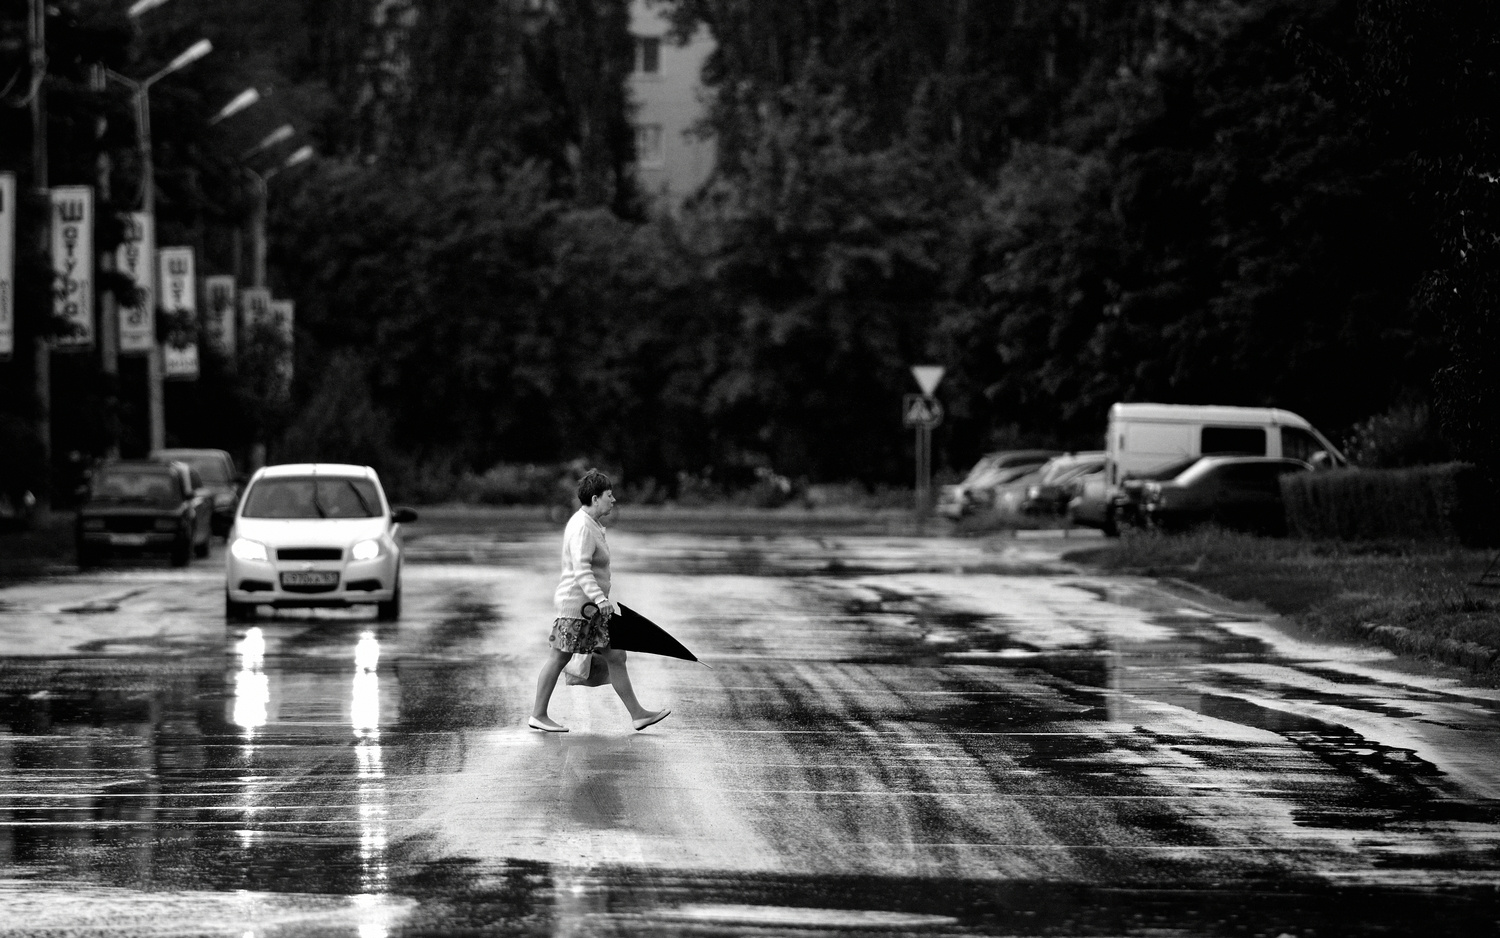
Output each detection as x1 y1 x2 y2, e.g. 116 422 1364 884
635 36 661 75
635 124 664 167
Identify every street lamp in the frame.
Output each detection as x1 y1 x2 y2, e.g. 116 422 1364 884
265 145 315 180
209 88 260 126
107 39 213 213
106 37 212 452
127 0 175 16
241 123 294 162
244 141 315 287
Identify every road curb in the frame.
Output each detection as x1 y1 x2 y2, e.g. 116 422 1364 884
1156 576 1500 682
1151 576 1277 619
1353 621 1500 673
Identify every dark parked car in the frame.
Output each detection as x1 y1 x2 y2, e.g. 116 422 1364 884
76 460 214 568
0 488 36 531
1114 455 1206 530
1140 456 1311 536
151 448 242 536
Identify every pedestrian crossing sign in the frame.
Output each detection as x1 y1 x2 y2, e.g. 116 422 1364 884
902 394 943 429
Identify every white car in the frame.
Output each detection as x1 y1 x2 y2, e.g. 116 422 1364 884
224 464 417 621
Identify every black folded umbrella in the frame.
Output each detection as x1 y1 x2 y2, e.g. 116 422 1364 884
582 601 706 665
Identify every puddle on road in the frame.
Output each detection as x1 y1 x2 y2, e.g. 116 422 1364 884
813 574 1500 857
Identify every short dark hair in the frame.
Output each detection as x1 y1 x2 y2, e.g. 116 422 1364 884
577 468 613 506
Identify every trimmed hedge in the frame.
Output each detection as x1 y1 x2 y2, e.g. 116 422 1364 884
1281 462 1500 545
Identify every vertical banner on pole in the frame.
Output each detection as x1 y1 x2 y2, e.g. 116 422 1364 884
116 212 155 354
51 186 94 350
204 274 236 361
158 246 198 380
240 286 271 333
0 173 14 360
269 298 294 395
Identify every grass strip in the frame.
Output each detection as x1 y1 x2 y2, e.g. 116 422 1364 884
1065 528 1500 685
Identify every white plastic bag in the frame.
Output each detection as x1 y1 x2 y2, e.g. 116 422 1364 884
563 652 593 681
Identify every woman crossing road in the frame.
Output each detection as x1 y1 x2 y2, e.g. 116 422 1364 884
529 469 671 733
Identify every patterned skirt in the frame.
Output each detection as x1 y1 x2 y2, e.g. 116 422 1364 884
549 613 611 655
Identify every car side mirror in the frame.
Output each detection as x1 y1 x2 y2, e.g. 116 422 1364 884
392 507 419 524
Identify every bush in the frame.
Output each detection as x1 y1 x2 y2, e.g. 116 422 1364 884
458 462 582 507
1281 462 1500 545
1344 403 1451 468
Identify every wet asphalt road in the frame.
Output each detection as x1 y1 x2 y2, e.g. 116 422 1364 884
1 512 1499 936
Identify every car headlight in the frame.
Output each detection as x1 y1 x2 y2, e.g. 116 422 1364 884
230 538 269 562
351 539 381 561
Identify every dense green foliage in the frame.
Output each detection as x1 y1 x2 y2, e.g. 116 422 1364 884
5 0 1498 494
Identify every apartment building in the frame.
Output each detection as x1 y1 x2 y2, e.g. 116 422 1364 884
628 1 716 210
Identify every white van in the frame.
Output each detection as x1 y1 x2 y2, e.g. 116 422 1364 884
1105 403 1346 486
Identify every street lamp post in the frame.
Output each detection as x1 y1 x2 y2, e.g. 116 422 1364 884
107 38 211 451
246 167 266 288
28 0 49 495
241 129 304 289
210 89 263 282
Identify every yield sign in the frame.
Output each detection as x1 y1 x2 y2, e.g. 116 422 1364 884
911 365 945 396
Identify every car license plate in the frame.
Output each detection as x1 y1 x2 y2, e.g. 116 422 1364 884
109 534 148 546
281 571 339 587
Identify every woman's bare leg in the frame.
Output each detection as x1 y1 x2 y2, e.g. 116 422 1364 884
603 649 658 721
532 648 571 723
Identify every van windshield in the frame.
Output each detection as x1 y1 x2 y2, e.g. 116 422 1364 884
1281 426 1339 464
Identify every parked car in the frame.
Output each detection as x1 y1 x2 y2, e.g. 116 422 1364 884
0 488 36 531
76 460 214 568
151 448 242 537
225 463 418 621
1115 455 1205 530
1019 452 1106 516
1067 474 1118 535
938 449 1061 518
1140 456 1312 535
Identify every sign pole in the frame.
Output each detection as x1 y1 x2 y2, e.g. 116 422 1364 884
906 365 946 519
916 423 931 514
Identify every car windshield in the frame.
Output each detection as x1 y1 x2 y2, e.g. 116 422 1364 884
242 476 382 519
997 464 1043 485
961 456 1003 486
1176 459 1245 485
93 470 176 504
1041 457 1099 484
175 456 230 483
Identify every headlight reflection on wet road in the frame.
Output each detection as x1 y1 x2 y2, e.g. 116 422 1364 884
353 630 388 899
232 627 269 735
232 627 269 851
